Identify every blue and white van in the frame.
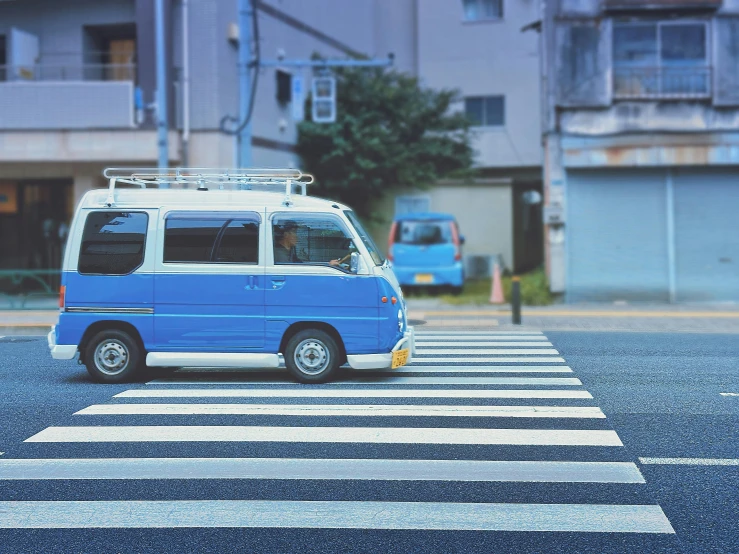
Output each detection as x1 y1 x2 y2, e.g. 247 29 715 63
47 168 414 384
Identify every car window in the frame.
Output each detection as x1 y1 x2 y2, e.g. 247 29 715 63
78 211 148 275
272 214 355 268
395 220 453 245
164 212 260 264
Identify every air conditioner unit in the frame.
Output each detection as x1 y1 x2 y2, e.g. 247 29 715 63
464 255 505 281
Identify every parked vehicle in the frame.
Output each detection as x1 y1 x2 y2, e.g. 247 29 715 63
47 168 414 384
387 212 465 293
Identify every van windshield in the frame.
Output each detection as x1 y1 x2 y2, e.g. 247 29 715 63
344 210 384 266
395 220 452 245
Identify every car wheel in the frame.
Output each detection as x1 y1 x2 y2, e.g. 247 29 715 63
285 329 340 384
84 329 143 384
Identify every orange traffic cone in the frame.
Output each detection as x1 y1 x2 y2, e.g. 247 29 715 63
489 262 504 304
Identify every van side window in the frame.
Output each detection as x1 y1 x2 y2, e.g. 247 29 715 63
273 215 354 266
164 213 259 264
78 211 148 275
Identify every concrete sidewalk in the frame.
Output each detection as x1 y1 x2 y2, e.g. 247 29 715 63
4 302 739 335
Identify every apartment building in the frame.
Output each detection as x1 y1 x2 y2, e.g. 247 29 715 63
542 0 739 302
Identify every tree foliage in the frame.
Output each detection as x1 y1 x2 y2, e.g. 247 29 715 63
296 65 474 219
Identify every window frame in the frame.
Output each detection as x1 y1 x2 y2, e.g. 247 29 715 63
77 210 149 276
162 210 262 266
612 19 711 98
461 0 504 22
464 95 505 128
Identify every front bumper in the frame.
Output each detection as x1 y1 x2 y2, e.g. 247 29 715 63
346 327 415 370
47 326 78 360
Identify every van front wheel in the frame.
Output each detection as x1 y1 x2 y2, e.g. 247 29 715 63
84 329 143 384
285 329 340 384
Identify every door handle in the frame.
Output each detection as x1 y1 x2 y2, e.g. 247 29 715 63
271 277 286 290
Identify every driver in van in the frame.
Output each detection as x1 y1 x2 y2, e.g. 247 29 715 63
274 220 344 267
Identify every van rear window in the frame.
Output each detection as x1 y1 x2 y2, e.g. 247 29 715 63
78 211 148 275
394 220 452 245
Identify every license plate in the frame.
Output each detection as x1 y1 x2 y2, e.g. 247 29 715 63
391 348 410 369
415 273 433 284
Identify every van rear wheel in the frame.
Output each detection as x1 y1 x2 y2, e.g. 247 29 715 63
84 329 143 384
285 329 340 384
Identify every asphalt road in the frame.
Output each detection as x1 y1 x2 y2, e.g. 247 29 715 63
0 330 736 553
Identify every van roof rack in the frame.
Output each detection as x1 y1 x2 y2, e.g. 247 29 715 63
101 167 315 207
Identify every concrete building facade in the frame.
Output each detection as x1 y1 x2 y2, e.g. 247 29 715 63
541 0 739 302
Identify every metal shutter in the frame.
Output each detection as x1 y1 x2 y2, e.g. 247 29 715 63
673 168 739 301
566 169 669 302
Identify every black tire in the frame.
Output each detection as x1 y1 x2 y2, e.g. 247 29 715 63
285 329 340 384
84 329 143 384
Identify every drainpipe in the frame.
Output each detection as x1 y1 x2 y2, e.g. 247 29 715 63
181 0 190 167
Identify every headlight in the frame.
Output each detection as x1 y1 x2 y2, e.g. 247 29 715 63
398 308 404 331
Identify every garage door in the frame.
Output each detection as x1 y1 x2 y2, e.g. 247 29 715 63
674 168 739 301
566 169 670 302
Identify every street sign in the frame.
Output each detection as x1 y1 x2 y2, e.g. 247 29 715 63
312 76 336 123
292 75 304 122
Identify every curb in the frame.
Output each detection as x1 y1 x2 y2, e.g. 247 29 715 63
0 325 52 336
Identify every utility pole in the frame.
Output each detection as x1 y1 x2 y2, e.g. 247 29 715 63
229 0 393 168
155 0 169 179
237 0 253 168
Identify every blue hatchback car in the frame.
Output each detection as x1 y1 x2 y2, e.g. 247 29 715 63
387 212 465 292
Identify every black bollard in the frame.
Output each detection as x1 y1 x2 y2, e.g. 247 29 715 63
511 276 521 325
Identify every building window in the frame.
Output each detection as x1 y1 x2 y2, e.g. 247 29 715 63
613 21 710 99
465 96 505 127
462 0 503 21
163 213 260 264
78 212 148 275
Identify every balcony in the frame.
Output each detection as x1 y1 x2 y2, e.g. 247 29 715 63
613 66 712 100
0 63 136 130
604 0 722 11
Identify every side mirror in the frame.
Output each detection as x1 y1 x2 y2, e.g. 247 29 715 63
459 235 466 245
350 252 360 274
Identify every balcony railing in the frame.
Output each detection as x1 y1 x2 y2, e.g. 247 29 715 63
0 63 136 82
613 66 712 100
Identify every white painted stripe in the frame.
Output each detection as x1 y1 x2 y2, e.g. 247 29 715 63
639 457 739 466
409 357 566 364
720 392 738 397
147 376 582 386
390 366 573 374
415 349 560 355
116 389 594 399
416 342 553 347
0 458 645 483
76 404 606 418
26 426 623 446
0 500 674 532
416 333 548 342
415 331 544 336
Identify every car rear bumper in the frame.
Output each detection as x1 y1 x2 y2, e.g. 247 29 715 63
346 327 414 370
394 264 464 287
47 326 78 360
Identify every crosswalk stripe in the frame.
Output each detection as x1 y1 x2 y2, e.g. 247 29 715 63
388 365 573 373
0 500 674 532
25 426 624 446
415 331 544 336
0 458 645 483
146 377 582 386
415 335 550 341
408 357 566 363
116 389 595 399
415 349 560 355
75 404 606 418
639 457 739 466
415 342 554 347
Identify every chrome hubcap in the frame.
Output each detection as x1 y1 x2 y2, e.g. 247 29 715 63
94 340 129 376
294 339 329 375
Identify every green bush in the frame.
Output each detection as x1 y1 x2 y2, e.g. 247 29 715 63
431 266 553 306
